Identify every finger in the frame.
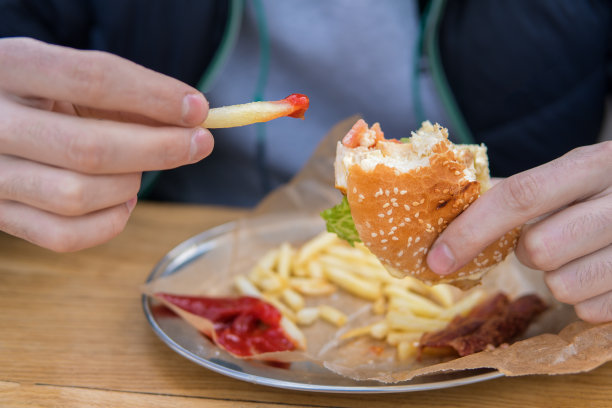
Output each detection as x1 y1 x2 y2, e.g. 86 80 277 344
427 142 612 275
544 244 612 305
0 155 141 216
0 101 214 174
574 289 612 324
0 198 137 252
515 196 612 271
0 38 208 126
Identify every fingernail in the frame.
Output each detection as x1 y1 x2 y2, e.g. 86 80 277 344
125 196 138 213
427 242 456 275
189 127 212 161
182 93 206 125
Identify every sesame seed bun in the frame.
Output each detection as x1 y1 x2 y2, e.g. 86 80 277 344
335 120 520 289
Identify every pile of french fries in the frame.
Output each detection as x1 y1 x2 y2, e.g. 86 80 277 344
233 232 486 360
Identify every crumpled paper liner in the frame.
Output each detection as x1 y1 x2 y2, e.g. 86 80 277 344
144 116 612 382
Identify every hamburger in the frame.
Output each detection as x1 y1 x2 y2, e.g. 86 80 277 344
322 119 520 289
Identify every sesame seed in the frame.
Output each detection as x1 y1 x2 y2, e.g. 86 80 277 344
390 197 397 202
382 246 387 251
388 230 395 235
388 217 394 223
420 198 424 204
395 262 401 267
393 187 398 194
391 226 397 231
414 212 419 218
386 209 393 215
412 201 420 206
383 203 390 208
392 236 399 241
385 189 390 196
378 213 385 218
408 237 413 242
392 202 399 207
352 187 357 193
381 239 388 243
399 223 406 227
365 221 371 228
404 217 411 222
404 204 411 211
455 171 461 176
400 190 407 195
415 237 421 243
438 218 443 225
371 232 377 238
413 251 419 256
359 194 365 200
379 230 385 235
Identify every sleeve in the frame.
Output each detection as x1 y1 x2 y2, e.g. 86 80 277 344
0 0 92 48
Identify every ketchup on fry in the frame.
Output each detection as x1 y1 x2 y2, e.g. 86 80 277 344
157 294 296 357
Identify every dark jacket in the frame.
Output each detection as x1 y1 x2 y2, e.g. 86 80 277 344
1 0 610 203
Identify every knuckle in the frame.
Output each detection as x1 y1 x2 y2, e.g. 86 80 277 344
106 205 130 238
503 172 541 214
69 51 112 100
563 211 611 243
519 228 554 270
55 175 88 216
158 131 191 168
575 295 612 324
66 134 106 173
545 271 574 304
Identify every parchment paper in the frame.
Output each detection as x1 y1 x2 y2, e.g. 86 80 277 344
144 116 612 382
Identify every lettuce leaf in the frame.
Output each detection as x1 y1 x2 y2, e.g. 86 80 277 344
320 196 361 246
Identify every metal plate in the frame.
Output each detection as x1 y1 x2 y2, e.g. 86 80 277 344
142 215 503 393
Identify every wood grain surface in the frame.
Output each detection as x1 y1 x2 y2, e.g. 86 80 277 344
1 202 610 408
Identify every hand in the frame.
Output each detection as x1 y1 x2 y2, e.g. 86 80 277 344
427 142 612 323
0 38 213 251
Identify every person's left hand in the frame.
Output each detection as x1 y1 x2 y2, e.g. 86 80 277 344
426 141 612 323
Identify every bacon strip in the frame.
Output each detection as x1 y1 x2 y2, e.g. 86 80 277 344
419 293 547 357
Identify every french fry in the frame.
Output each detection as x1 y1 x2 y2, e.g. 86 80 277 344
318 255 387 282
384 286 445 317
277 243 293 279
386 331 421 346
340 325 374 340
429 284 456 308
318 305 347 327
233 276 262 298
386 311 448 332
281 288 305 312
369 320 388 339
438 290 486 320
280 316 307 350
397 341 418 361
296 307 319 326
295 232 338 265
263 295 296 322
289 278 336 296
372 297 386 315
256 248 280 271
306 260 324 279
202 94 309 128
323 265 381 301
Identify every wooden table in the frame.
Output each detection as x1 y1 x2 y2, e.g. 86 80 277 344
1 202 610 408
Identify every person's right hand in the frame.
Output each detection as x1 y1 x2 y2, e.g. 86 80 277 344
0 38 213 252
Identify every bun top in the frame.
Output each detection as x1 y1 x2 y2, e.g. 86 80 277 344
334 120 519 288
